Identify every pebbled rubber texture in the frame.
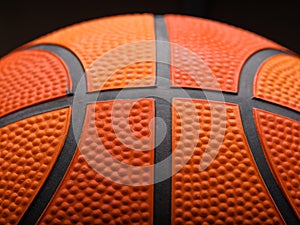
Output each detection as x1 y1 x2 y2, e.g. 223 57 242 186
165 15 285 92
28 14 156 92
37 99 154 225
253 54 300 112
0 108 71 225
0 50 71 118
254 108 300 219
172 99 284 225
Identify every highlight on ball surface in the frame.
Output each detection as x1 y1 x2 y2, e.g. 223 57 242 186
0 14 299 225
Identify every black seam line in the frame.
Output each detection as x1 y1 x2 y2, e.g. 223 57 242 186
18 45 87 225
0 96 73 128
1 89 298 129
84 87 231 102
252 97 300 122
238 49 299 224
153 15 172 225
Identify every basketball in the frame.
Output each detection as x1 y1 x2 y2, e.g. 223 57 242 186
0 14 299 225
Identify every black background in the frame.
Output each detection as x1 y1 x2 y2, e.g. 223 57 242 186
1 0 299 57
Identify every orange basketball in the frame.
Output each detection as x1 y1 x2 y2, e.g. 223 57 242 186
0 14 299 225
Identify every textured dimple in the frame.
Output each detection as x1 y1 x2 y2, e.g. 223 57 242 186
28 14 156 92
165 15 285 92
0 50 71 118
0 108 71 225
254 55 300 112
37 99 154 225
172 99 284 225
254 108 300 219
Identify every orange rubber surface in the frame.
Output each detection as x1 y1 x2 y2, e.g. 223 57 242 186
254 108 300 219
165 15 285 93
37 99 154 225
253 55 300 112
0 108 71 225
172 99 284 225
0 50 71 118
29 14 156 92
